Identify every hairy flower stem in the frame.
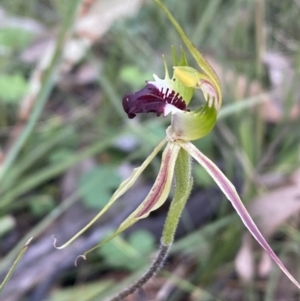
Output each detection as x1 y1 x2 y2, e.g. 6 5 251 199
162 147 193 245
109 243 170 301
109 147 192 301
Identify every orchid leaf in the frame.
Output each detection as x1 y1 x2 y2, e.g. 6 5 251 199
82 142 181 257
179 141 300 289
54 138 167 249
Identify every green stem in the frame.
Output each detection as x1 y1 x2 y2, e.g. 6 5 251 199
162 147 193 245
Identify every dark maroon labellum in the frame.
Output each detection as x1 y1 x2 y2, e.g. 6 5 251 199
122 83 186 119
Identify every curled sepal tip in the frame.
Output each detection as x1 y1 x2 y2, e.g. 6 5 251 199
75 255 86 267
179 141 300 289
52 235 58 248
81 142 181 257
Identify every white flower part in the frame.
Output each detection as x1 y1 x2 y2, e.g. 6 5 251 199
164 103 183 117
148 74 185 117
148 74 173 96
200 80 219 111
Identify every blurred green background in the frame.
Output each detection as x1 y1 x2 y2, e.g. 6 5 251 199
0 0 300 300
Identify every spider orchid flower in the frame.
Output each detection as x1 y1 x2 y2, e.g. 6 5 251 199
54 0 300 291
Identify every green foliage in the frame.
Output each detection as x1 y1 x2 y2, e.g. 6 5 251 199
79 165 121 209
119 65 152 89
28 195 55 217
0 27 33 51
49 149 75 163
47 281 113 301
98 230 155 271
0 215 15 237
193 165 213 188
0 73 28 104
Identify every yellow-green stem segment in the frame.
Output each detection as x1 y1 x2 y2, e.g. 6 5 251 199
162 145 193 245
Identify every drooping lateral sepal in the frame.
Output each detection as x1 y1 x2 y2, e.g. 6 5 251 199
179 140 300 289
